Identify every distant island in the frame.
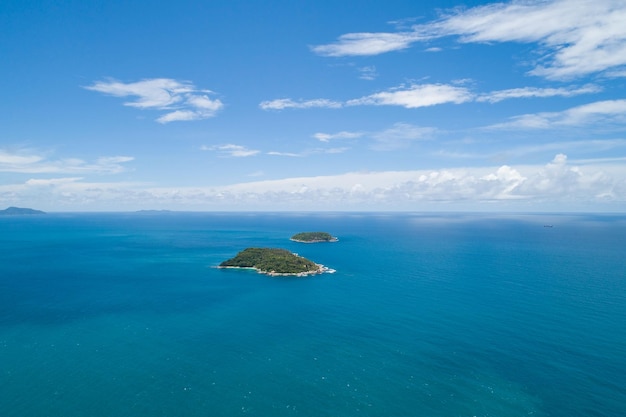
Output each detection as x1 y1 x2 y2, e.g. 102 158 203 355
290 232 338 243
219 247 333 277
0 207 46 216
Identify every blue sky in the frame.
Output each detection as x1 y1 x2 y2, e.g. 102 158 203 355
2 0 626 211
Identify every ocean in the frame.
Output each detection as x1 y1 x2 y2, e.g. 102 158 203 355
0 212 624 416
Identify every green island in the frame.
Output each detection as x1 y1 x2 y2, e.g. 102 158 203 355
290 231 338 243
219 247 333 276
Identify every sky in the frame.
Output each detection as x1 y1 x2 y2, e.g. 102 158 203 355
2 0 626 212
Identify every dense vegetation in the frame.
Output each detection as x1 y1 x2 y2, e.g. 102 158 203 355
290 232 337 242
219 248 319 274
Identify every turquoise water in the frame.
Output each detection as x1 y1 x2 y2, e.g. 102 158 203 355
1 212 625 416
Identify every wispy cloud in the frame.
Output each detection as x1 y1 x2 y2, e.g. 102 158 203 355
0 151 44 166
347 84 473 108
314 123 435 151
24 177 85 186
358 66 378 80
267 151 304 157
436 139 626 161
201 144 259 157
310 32 427 57
262 82 604 113
312 0 626 80
313 131 363 142
435 0 626 80
489 99 626 129
258 98 342 110
267 147 350 157
0 149 133 174
261 83 472 112
371 123 436 150
477 85 601 103
85 78 223 123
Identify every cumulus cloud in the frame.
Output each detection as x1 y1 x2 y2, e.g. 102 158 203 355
489 99 626 129
209 154 624 206
312 0 626 79
3 155 624 210
0 149 134 174
85 78 223 123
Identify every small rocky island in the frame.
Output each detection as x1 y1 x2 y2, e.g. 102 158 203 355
0 207 46 216
219 247 333 277
290 232 338 243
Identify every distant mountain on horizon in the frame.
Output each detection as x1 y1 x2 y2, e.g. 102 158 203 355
0 207 46 215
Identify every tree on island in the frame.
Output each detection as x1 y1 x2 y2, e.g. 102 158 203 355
290 232 338 243
219 248 322 275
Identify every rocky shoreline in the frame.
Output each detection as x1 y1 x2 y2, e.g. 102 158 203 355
218 263 335 277
289 237 339 243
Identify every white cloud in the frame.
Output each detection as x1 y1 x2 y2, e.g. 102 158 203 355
214 154 622 207
258 98 342 110
261 82 602 114
435 0 626 79
3 155 624 210
261 84 471 112
313 0 626 79
25 177 84 186
314 123 435 151
267 151 304 157
492 139 626 160
347 84 473 108
156 110 203 123
477 85 602 103
0 149 134 174
371 123 436 150
0 151 44 165
310 32 425 57
489 99 626 129
313 131 363 142
358 66 378 80
85 78 223 123
267 147 350 157
156 155 626 207
202 144 259 157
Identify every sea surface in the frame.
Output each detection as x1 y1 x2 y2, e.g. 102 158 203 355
0 212 625 417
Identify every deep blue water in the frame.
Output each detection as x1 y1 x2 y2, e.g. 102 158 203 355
0 212 625 416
